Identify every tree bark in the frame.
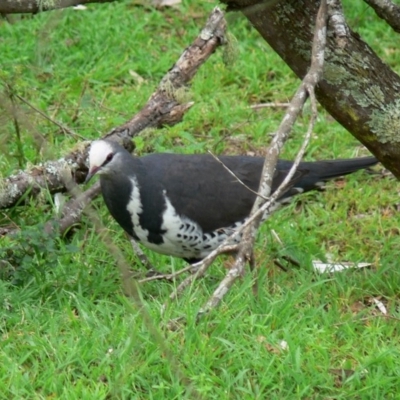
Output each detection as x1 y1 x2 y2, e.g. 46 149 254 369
223 0 400 178
0 0 116 14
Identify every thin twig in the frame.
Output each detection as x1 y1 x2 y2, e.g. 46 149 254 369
194 0 328 315
281 255 301 268
67 185 204 400
5 85 25 168
249 102 290 110
273 259 289 272
15 93 87 140
71 80 88 124
139 265 196 283
200 89 317 313
166 245 239 305
207 151 268 200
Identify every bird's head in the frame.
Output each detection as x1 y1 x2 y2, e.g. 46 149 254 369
86 140 121 183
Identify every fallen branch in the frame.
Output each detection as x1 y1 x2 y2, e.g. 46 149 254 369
0 7 227 212
0 0 116 14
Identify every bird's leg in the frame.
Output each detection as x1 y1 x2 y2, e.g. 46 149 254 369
129 238 165 277
281 254 301 268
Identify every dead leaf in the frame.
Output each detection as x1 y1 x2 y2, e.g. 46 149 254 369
312 260 372 273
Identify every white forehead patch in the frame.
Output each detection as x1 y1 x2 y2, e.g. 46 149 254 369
88 140 114 168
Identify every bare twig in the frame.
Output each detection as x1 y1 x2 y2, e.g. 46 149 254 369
166 103 316 306
249 102 290 110
166 245 238 304
139 265 197 284
207 151 268 201
333 313 400 326
200 88 318 314
281 255 301 268
14 94 86 140
7 88 24 168
71 81 88 124
363 0 400 33
273 259 289 272
191 0 329 316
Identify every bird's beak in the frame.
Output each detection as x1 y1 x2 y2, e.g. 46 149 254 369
85 166 99 184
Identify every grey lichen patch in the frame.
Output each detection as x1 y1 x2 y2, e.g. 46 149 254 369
293 37 311 60
325 48 371 85
323 63 352 86
160 78 191 104
0 177 6 200
275 3 296 25
0 180 21 207
368 98 400 144
350 52 370 71
351 85 383 108
222 32 238 67
160 78 175 100
64 158 79 170
45 161 62 176
36 0 56 8
364 86 385 107
37 188 48 205
174 86 192 105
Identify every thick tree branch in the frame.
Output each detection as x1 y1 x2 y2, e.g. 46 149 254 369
223 0 400 178
0 7 227 210
363 0 400 33
0 0 116 14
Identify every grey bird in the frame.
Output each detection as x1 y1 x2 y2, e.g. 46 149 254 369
86 140 377 263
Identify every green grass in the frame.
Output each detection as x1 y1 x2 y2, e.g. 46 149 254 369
1 1 400 398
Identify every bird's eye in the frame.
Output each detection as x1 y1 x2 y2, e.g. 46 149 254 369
105 153 113 163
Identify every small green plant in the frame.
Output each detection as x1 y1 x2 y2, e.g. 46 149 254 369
0 223 78 284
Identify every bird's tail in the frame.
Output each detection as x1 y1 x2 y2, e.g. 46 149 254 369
277 156 378 198
304 156 378 180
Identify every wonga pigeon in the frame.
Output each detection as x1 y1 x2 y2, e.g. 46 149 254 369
86 140 377 263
